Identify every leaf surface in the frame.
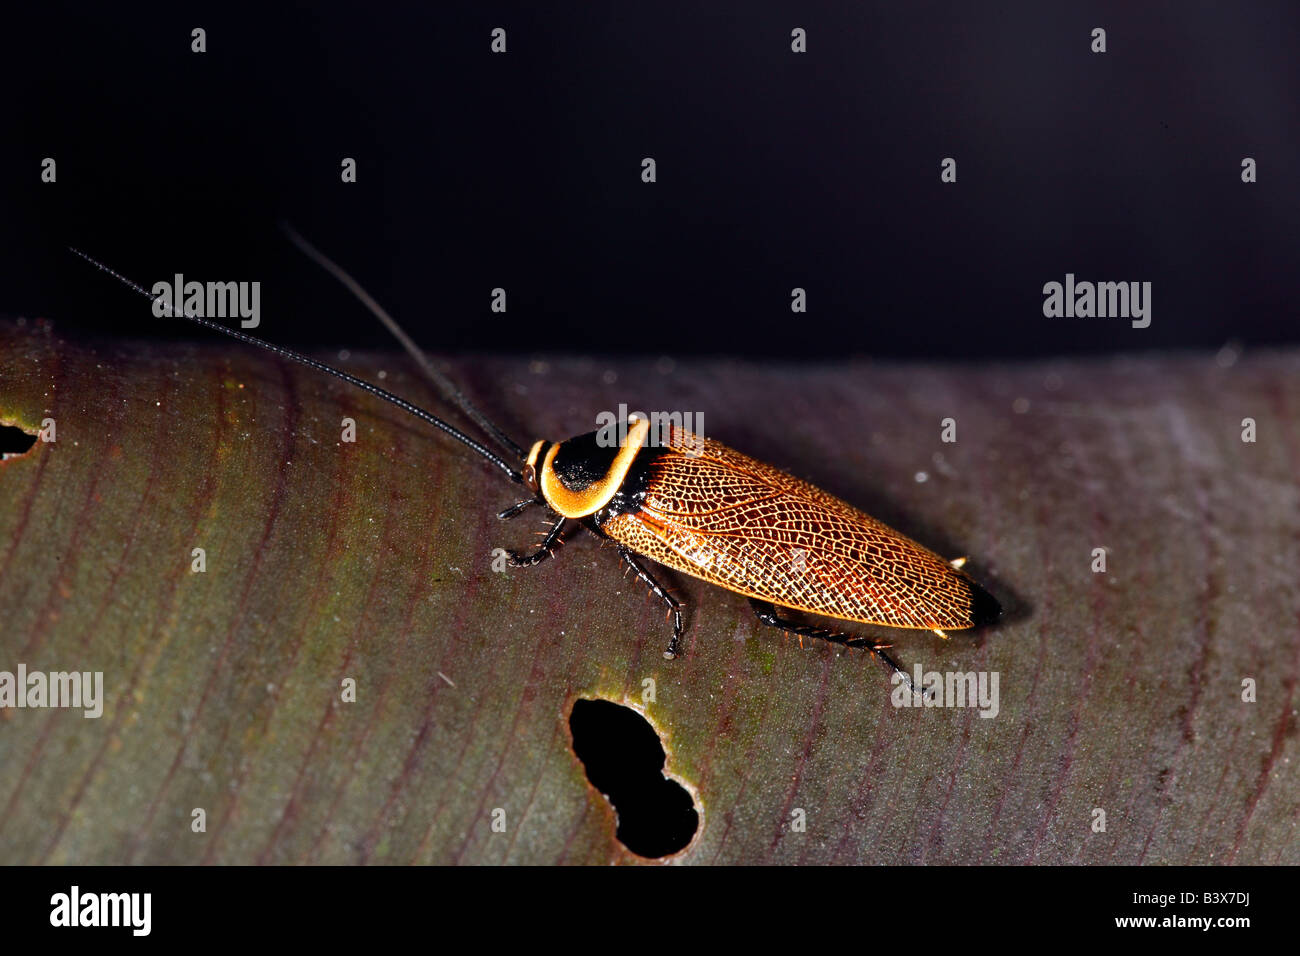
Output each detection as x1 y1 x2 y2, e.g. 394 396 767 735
1 320 1296 864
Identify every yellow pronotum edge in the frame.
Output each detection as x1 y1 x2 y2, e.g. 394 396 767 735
540 418 650 519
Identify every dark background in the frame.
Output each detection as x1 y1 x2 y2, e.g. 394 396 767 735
4 1 1298 359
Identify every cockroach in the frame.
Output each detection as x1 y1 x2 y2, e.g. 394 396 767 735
71 240 1000 690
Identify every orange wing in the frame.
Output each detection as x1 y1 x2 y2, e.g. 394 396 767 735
601 426 989 631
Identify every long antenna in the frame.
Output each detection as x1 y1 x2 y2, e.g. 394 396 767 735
70 248 523 485
279 222 525 460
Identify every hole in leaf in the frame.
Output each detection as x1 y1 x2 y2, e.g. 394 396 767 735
569 698 699 858
0 423 38 461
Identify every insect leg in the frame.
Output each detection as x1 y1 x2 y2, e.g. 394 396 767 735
497 498 539 520
506 515 570 567
617 547 685 661
748 599 922 695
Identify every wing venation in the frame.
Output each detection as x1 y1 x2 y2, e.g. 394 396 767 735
603 426 981 630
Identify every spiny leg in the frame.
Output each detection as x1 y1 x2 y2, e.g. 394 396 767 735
748 599 923 696
506 515 569 567
617 547 685 660
497 498 539 521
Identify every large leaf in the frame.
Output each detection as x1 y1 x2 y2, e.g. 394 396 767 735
1 319 1296 864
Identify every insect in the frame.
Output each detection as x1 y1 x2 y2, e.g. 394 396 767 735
72 238 1000 689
